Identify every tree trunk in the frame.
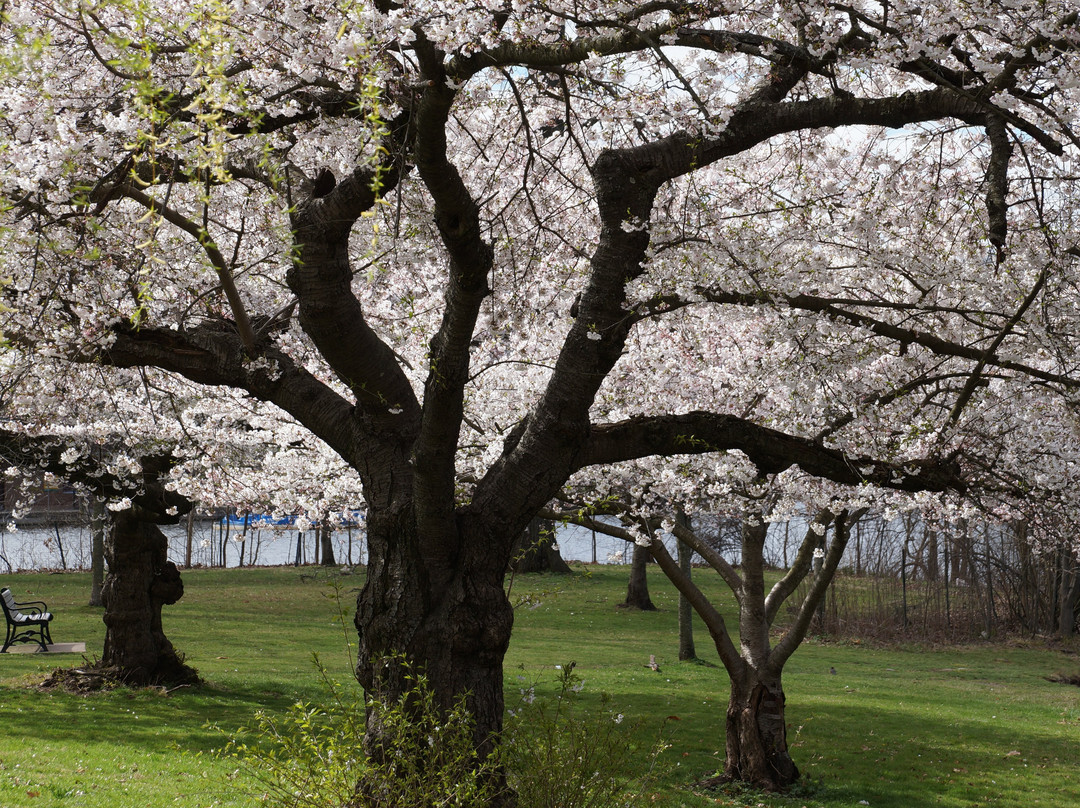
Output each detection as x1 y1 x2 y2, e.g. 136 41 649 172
647 507 853 795
984 523 996 636
712 511 797 789
237 513 249 568
509 517 571 574
88 498 106 607
220 516 229 567
676 512 696 660
184 507 194 568
353 509 514 798
100 510 199 686
320 523 337 566
1058 557 1080 637
716 667 799 791
925 527 939 581
622 541 657 611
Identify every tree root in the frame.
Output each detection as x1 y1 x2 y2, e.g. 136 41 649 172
38 658 201 693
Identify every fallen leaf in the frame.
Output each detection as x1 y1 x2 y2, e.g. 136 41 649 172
1005 750 1021 757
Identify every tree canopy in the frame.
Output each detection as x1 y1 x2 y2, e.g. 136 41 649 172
3 0 1080 797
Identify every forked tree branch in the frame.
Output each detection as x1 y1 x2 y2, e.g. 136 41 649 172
115 184 257 352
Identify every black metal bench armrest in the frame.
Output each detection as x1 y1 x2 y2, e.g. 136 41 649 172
13 600 48 614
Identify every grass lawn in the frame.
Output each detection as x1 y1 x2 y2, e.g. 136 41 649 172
1 564 1078 807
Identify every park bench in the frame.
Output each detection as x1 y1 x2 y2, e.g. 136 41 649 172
1 587 53 653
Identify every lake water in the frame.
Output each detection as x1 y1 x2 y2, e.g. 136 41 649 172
0 520 645 573
0 514 823 573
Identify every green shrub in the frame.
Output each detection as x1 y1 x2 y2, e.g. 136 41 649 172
503 661 671 808
222 655 503 808
223 656 670 808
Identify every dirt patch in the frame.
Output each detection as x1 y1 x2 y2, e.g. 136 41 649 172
38 659 202 693
1045 671 1080 687
38 665 124 693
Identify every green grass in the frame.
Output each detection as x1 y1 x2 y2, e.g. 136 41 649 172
1 565 1078 807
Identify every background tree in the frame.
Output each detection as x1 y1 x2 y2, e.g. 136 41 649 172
622 539 658 611
676 510 697 662
549 464 871 790
509 517 572 575
0 429 197 685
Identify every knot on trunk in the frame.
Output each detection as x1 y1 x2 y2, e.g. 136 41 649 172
151 561 184 606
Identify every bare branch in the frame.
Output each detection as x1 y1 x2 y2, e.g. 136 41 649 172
543 506 744 672
946 263 1049 425
114 184 257 353
670 516 744 597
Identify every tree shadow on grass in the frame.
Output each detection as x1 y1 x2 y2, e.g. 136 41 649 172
0 678 306 756
583 675 1080 808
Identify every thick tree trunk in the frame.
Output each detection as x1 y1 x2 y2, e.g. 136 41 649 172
354 508 514 798
717 667 799 791
100 511 199 686
622 542 657 610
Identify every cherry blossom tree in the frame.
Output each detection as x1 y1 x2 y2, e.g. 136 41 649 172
546 287 1080 787
548 461 876 789
0 359 361 681
3 1 1080 799
0 424 198 684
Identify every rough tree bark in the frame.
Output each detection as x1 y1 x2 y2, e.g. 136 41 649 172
354 502 516 771
722 664 798 787
100 510 198 686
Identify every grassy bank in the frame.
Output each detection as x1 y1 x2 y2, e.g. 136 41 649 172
1 565 1077 807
